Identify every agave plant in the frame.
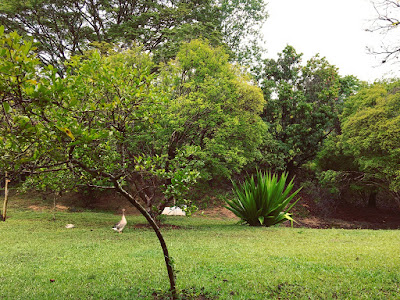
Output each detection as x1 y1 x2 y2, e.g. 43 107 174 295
226 170 302 226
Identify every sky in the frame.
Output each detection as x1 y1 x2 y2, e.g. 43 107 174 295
262 0 399 82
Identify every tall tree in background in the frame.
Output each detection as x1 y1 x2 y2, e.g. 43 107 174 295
159 39 266 181
220 0 267 65
367 0 400 63
316 80 400 209
0 0 267 69
341 80 400 205
258 46 340 174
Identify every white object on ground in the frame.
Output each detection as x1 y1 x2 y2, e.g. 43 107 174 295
65 224 75 229
161 206 186 216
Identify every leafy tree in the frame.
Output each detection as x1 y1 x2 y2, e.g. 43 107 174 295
0 32 267 296
258 45 340 174
220 0 267 65
0 28 181 296
315 134 375 207
21 170 77 220
317 80 400 208
159 39 267 181
335 75 364 133
0 0 267 69
341 81 400 205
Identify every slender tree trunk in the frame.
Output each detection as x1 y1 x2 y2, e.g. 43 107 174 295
70 154 177 298
392 192 400 210
368 191 378 208
113 180 177 299
286 160 296 180
2 172 10 222
52 193 57 221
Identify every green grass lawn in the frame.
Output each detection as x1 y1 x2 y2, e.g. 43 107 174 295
1 208 400 299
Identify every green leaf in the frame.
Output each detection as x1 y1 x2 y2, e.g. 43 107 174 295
2 102 12 113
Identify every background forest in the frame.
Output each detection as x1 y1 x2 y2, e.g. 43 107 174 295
0 0 399 219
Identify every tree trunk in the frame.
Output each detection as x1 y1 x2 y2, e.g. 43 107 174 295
113 180 177 299
70 154 177 298
52 193 58 221
392 192 400 210
286 160 296 180
368 191 378 208
2 173 10 222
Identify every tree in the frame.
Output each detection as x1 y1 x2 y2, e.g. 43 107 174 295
219 0 267 65
0 0 267 69
258 45 340 174
160 39 266 181
341 80 400 205
316 80 400 209
335 75 364 133
20 170 78 220
315 134 376 208
367 0 400 63
0 31 267 296
0 28 180 297
1 172 10 221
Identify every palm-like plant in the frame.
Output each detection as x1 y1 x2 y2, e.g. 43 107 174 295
226 170 301 226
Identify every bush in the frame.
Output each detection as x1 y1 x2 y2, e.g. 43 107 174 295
225 170 301 226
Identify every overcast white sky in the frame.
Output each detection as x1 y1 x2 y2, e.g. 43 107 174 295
262 0 399 82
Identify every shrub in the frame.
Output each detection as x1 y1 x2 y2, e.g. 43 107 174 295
226 170 301 226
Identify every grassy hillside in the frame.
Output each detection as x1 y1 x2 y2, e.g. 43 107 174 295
1 206 400 299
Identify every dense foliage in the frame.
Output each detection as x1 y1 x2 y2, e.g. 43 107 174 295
0 0 267 69
316 80 400 208
258 46 340 173
0 29 267 296
0 28 265 217
160 39 266 180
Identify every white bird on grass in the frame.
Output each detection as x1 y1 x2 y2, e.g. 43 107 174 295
112 208 127 233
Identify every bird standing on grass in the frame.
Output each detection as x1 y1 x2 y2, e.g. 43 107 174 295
112 208 127 233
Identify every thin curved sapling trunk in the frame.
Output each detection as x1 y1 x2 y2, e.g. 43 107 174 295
70 157 177 299
1 173 10 222
113 180 177 299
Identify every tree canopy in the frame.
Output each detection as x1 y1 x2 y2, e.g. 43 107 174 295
342 81 400 194
258 45 340 173
0 0 267 69
316 80 400 208
160 39 266 180
0 24 265 215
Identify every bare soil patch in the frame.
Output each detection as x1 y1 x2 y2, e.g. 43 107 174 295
28 204 69 211
196 206 238 219
291 192 400 229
